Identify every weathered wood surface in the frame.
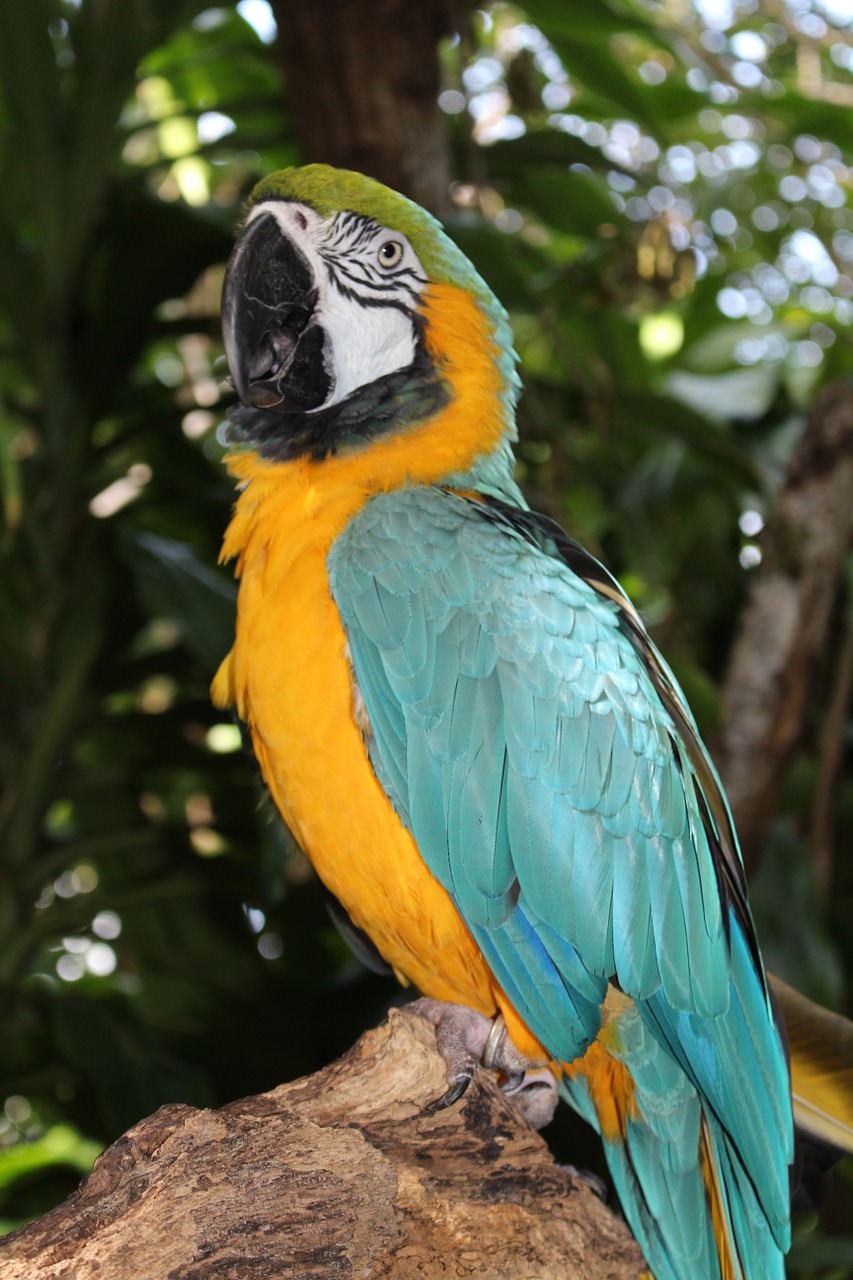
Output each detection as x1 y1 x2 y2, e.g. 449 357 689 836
0 1009 644 1278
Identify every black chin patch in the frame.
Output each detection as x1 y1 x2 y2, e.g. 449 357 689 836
225 326 450 463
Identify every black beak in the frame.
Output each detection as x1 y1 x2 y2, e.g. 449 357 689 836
221 210 332 412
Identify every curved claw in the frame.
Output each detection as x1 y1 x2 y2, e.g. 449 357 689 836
427 1074 474 1113
410 999 554 1126
409 998 494 1112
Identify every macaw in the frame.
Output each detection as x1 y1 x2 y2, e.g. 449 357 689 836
212 165 852 1279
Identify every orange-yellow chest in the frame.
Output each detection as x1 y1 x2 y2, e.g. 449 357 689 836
212 282 549 1059
213 465 498 1011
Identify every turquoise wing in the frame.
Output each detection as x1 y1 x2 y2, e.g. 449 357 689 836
328 485 792 1278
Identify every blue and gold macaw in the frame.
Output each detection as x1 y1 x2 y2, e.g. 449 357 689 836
213 165 853 1279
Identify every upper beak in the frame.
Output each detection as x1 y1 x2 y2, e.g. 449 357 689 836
221 210 331 412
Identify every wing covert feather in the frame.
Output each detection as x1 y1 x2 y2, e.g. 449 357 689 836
329 487 737 1046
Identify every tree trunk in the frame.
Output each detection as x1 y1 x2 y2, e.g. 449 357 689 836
716 380 853 870
271 0 466 215
0 1009 644 1279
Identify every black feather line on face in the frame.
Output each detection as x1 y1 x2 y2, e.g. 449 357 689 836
319 210 427 309
225 317 450 462
324 260 424 311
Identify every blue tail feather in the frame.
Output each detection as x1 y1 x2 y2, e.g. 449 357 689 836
562 952 791 1280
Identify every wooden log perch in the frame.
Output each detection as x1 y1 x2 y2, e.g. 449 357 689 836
0 1008 644 1279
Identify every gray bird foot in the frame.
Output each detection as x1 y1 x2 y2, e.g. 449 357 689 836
410 998 495 1110
410 999 557 1128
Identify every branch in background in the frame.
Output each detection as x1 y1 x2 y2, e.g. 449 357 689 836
809 617 853 903
0 1010 644 1280
716 380 853 872
272 0 470 215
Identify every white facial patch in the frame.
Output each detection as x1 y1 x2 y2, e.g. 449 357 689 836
320 292 416 407
246 201 428 410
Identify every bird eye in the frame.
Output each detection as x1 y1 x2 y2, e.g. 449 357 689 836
377 240 404 269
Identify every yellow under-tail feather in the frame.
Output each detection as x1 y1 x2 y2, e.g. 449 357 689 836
769 973 853 1153
700 1116 744 1280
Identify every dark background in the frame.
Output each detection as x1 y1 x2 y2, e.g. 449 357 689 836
0 0 851 1272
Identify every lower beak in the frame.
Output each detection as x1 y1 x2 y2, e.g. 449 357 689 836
221 211 332 412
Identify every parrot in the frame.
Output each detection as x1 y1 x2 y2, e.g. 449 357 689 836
212 164 853 1280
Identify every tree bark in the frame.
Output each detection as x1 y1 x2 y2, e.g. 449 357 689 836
0 1008 644 1279
716 380 853 870
272 0 467 215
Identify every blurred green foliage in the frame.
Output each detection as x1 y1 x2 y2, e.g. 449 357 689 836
0 0 850 1270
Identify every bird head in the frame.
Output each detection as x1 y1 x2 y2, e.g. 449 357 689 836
220 165 519 466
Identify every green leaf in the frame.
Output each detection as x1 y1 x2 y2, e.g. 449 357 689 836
483 129 625 177
507 168 617 238
2 552 106 872
121 526 236 670
51 995 212 1134
548 36 655 127
0 0 66 294
521 0 655 39
612 389 762 483
0 415 30 532
788 1226 853 1272
0 1125 101 1194
682 320 794 376
521 0 708 133
750 825 846 1012
667 367 782 423
738 88 853 155
447 220 551 312
75 188 232 419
